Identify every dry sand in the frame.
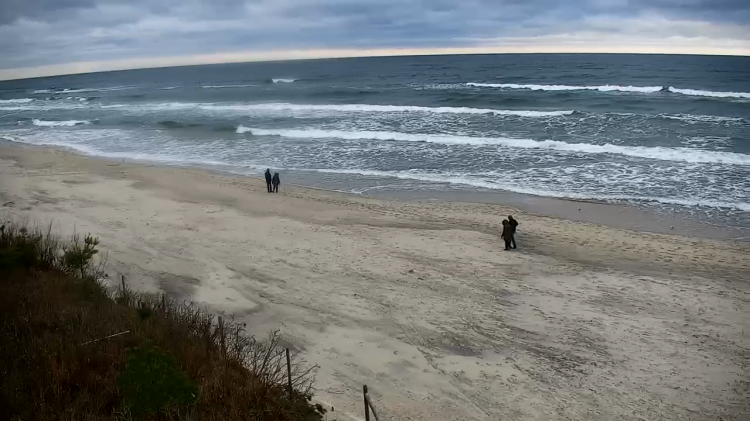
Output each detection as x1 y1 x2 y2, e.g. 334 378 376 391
1 142 748 421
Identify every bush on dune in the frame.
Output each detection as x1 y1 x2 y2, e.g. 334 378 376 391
0 219 324 420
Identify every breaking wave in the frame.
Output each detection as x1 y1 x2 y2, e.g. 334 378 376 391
468 82 750 99
0 98 34 104
467 83 664 93
667 87 750 99
305 168 750 211
194 102 574 117
240 127 750 165
31 86 133 94
658 113 747 124
31 119 91 127
272 78 297 83
199 84 256 89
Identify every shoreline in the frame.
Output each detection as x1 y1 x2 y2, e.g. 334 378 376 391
3 139 745 242
1 141 748 421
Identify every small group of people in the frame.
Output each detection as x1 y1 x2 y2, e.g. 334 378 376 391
264 169 281 193
501 215 519 250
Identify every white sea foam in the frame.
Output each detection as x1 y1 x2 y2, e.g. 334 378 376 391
1 129 232 168
32 119 91 127
272 78 297 83
31 86 132 94
467 82 750 99
660 113 746 124
199 84 256 89
301 167 750 211
197 102 574 117
0 98 34 104
159 86 181 90
467 83 664 93
412 83 469 90
667 87 750 99
58 88 94 93
1 102 105 111
243 127 750 165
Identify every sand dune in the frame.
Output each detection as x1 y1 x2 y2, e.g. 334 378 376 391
1 143 748 421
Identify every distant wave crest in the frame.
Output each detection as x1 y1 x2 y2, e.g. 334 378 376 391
243 127 750 165
32 119 91 127
0 98 34 104
31 86 132 94
195 102 574 117
667 87 750 99
468 82 750 98
468 83 663 93
272 78 297 83
200 84 256 89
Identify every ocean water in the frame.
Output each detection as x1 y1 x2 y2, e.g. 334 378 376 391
1 54 748 230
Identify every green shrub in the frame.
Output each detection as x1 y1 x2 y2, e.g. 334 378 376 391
117 345 199 418
62 233 100 279
0 225 40 270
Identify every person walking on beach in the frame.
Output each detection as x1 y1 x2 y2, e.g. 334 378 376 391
501 219 513 251
264 169 273 193
508 215 518 249
272 172 280 193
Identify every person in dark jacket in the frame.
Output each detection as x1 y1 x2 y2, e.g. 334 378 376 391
501 219 512 251
264 169 272 193
508 215 518 249
272 172 280 193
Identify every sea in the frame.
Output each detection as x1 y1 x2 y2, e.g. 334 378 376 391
1 54 748 236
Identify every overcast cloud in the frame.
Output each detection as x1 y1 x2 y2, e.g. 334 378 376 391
1 0 749 79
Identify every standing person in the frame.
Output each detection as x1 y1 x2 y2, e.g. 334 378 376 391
272 172 280 193
264 169 272 193
508 215 519 249
501 219 513 251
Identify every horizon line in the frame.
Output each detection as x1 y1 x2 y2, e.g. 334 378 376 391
1 48 749 82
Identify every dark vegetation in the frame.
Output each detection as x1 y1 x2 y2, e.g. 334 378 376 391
0 220 325 420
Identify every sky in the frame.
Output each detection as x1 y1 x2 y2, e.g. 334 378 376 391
1 0 749 80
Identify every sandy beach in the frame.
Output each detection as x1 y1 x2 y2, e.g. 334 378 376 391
1 142 748 421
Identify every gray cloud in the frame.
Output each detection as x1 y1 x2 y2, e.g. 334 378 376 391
0 0 748 74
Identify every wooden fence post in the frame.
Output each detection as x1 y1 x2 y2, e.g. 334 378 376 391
205 321 212 355
218 316 225 358
286 348 293 399
363 385 370 421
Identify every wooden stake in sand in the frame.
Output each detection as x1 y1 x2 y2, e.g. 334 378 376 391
363 385 380 421
286 348 293 399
